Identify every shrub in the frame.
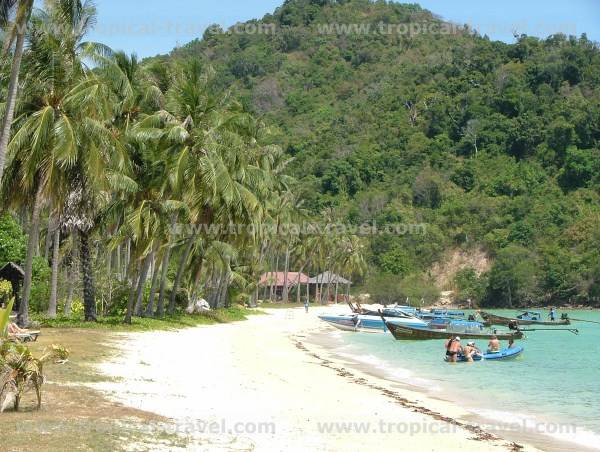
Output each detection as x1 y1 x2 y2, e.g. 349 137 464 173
364 274 404 306
0 280 12 305
453 268 487 305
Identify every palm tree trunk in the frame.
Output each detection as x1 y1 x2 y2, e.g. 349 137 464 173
0 28 26 183
190 257 204 302
134 253 153 316
316 265 323 305
47 226 61 318
64 266 74 316
44 221 53 260
124 267 139 324
80 229 97 322
168 232 196 315
296 262 307 304
334 279 339 305
271 253 279 301
156 246 171 317
115 244 121 281
306 278 310 303
106 244 113 314
123 239 131 281
64 232 79 316
282 247 290 303
208 271 220 309
253 243 265 306
296 276 302 303
144 254 161 317
218 267 230 308
18 184 44 327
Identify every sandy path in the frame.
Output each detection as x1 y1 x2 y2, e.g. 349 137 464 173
91 307 537 451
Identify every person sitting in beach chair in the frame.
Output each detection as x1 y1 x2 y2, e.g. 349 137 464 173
487 335 500 353
6 322 40 342
7 322 25 335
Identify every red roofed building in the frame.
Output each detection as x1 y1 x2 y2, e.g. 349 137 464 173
259 272 310 300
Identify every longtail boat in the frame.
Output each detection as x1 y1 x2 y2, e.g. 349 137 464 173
347 301 479 326
383 318 523 341
479 310 570 326
319 312 427 333
428 318 485 330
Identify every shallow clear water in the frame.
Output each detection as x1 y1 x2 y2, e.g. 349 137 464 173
320 309 600 449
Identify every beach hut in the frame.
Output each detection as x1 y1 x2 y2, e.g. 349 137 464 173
0 262 24 312
308 272 352 304
259 272 310 301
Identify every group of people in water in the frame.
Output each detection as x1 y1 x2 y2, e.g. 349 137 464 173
445 335 516 362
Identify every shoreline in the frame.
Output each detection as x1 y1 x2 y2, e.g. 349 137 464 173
302 324 599 452
88 306 552 451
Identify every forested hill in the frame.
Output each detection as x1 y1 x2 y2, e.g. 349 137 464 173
157 0 600 307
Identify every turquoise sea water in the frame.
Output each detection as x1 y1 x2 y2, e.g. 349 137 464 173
318 309 600 450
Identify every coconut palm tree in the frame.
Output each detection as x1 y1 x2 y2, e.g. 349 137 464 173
3 0 116 323
0 0 33 184
144 60 258 314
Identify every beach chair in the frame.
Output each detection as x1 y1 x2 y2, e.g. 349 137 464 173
0 299 40 342
12 332 41 343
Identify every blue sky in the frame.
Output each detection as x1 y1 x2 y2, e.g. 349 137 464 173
83 0 600 58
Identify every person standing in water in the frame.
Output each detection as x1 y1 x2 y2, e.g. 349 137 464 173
487 335 500 353
446 336 462 362
463 341 480 362
549 307 556 321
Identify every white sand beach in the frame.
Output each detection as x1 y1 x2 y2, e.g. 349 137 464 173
91 307 540 451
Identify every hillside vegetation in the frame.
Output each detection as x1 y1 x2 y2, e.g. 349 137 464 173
155 0 600 307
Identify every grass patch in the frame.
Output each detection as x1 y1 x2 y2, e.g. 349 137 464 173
31 305 265 332
1 311 271 450
1 305 270 449
0 328 185 451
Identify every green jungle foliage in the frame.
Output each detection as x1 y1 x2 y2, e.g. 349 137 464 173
151 0 600 307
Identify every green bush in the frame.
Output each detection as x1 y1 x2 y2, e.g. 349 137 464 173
30 256 51 313
0 279 12 305
453 268 487 305
397 274 440 306
364 274 404 306
0 213 26 266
